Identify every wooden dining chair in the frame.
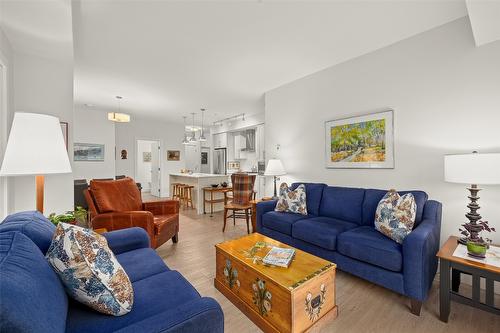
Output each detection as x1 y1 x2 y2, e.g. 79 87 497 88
223 173 256 234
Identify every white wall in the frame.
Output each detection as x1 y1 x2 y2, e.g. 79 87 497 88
0 27 14 218
11 52 74 215
136 139 154 191
73 107 115 181
115 118 185 197
265 18 500 244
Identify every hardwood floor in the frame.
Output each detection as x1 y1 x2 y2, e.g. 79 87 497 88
155 208 500 333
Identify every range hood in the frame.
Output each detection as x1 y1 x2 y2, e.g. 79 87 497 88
241 129 255 152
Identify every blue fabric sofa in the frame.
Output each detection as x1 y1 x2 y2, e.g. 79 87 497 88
0 211 224 333
256 183 442 315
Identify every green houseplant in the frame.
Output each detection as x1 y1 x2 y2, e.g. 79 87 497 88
463 220 496 258
48 206 88 227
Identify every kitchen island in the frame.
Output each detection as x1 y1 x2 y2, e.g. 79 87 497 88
169 173 230 215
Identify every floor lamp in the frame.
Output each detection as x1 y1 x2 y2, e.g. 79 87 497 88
0 113 72 213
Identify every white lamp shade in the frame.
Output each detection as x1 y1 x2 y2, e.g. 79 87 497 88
444 152 500 185
264 159 286 176
0 113 72 176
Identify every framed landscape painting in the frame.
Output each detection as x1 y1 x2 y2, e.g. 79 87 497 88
325 110 394 169
74 143 105 161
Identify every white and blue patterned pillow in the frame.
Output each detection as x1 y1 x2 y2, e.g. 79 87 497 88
275 183 308 215
374 190 417 244
46 223 133 316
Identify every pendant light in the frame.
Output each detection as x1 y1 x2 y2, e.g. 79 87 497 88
108 96 130 122
199 108 207 142
189 112 197 142
182 116 190 144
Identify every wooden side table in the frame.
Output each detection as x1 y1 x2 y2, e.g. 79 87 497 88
250 197 274 233
203 187 232 217
437 236 500 322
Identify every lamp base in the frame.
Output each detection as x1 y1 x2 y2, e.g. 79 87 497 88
36 175 44 213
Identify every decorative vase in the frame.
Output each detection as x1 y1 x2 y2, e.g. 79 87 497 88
466 241 487 258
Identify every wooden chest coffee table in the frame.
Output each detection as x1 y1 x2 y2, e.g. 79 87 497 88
214 233 337 333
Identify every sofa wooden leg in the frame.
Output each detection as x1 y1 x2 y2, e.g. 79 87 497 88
410 299 422 316
172 233 178 243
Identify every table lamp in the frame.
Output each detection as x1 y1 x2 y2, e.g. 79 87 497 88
264 159 286 199
444 151 500 244
0 113 72 213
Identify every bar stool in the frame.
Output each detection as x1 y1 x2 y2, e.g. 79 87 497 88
171 183 183 200
180 185 194 209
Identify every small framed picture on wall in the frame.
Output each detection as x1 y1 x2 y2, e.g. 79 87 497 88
167 150 180 161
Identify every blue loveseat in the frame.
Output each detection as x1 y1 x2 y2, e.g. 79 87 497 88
256 183 442 315
0 211 224 333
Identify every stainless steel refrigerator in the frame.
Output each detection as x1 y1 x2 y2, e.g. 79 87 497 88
213 148 227 175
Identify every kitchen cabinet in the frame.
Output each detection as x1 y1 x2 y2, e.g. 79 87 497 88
234 133 247 159
213 133 227 148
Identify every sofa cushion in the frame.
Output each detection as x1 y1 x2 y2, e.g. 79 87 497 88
337 226 403 272
0 210 55 254
362 189 428 226
275 183 308 215
115 248 170 283
46 223 134 316
90 177 142 213
261 211 311 236
66 270 201 333
292 217 358 250
319 186 365 224
291 183 326 216
374 190 417 244
0 232 68 333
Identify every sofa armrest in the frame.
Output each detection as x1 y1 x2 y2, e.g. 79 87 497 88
403 200 442 301
103 227 150 255
143 200 180 215
91 211 155 246
114 297 224 333
256 200 277 232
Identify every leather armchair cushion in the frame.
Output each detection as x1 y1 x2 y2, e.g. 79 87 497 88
90 178 142 213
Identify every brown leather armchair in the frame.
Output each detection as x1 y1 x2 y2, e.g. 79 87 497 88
84 177 179 249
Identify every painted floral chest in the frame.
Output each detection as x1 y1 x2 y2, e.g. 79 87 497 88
214 233 337 333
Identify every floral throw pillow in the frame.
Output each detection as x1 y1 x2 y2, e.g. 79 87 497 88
374 190 417 244
46 223 133 316
275 183 308 215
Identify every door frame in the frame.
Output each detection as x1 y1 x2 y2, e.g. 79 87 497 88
134 138 161 196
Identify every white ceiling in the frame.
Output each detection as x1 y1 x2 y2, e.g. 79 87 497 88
1 1 476 124
466 0 500 46
0 0 73 61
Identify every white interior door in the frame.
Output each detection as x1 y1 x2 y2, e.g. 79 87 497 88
150 141 161 197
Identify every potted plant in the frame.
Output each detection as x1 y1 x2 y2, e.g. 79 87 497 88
460 220 496 258
48 207 88 228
